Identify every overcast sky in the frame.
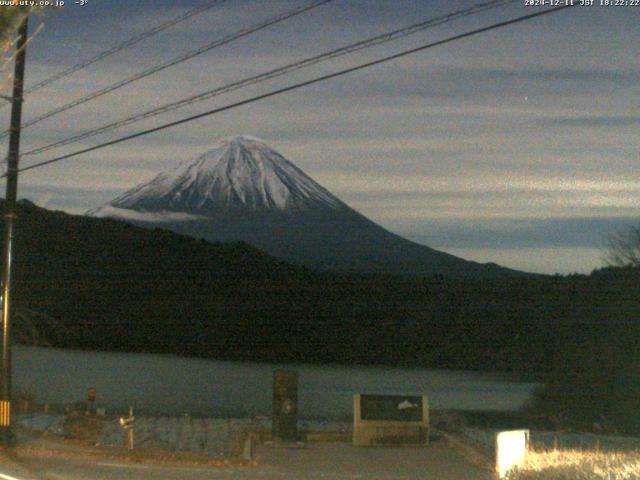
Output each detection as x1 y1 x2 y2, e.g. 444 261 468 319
1 0 638 274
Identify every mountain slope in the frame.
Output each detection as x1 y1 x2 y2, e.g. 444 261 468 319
4 200 636 374
89 135 523 278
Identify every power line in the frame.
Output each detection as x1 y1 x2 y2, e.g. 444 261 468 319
23 0 226 96
23 0 516 157
0 0 335 140
10 4 575 178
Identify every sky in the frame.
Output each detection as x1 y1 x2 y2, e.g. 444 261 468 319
0 0 638 274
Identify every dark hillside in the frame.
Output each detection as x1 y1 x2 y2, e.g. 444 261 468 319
2 201 639 383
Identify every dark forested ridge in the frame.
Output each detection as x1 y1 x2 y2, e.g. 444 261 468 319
3 201 640 383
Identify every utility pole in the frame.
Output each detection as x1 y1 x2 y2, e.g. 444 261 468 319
0 16 29 447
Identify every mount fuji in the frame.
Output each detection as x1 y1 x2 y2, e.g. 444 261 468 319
88 135 520 277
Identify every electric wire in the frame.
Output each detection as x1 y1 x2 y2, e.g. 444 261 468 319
22 0 226 97
23 0 517 158
0 0 335 140
9 4 575 177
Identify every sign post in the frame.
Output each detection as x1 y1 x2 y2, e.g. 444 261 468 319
119 406 135 450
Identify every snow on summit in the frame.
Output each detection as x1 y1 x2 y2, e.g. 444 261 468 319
87 135 521 277
92 136 345 216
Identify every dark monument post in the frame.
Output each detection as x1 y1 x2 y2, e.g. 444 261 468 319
87 386 97 415
272 370 298 442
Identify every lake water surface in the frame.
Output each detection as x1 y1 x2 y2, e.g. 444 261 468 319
13 345 537 418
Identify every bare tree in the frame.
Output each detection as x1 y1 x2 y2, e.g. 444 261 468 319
0 6 38 95
606 225 640 268
0 6 31 45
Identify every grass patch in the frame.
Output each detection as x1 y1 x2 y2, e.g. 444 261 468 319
508 449 640 479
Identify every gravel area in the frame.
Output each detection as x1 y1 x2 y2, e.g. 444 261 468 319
16 413 352 457
98 417 352 456
16 413 65 435
99 417 262 456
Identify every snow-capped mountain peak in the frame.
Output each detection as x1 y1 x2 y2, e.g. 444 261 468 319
95 135 346 215
87 135 521 277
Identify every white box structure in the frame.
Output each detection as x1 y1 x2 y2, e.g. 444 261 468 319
496 429 529 478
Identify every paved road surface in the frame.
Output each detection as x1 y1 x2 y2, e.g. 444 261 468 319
8 441 495 479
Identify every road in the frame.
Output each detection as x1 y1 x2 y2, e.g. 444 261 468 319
5 441 495 479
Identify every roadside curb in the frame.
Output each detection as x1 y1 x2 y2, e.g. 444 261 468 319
0 448 39 480
304 431 350 442
439 430 496 474
249 430 351 443
13 442 248 469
